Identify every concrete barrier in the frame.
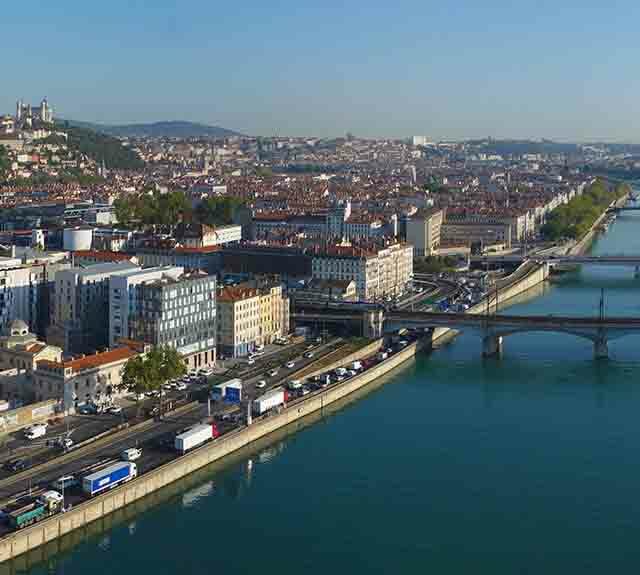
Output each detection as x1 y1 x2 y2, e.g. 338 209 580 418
0 342 420 564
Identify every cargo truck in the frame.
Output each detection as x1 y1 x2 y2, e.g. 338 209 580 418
82 462 138 497
252 388 288 415
174 423 219 454
7 491 63 530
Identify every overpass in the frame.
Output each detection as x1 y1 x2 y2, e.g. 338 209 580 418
293 309 640 359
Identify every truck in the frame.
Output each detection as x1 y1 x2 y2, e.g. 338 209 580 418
82 462 138 497
350 361 363 371
7 491 63 530
211 378 242 401
252 388 288 416
174 423 219 454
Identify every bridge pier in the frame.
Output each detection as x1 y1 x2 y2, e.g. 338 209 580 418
635 266 640 279
482 335 503 358
593 333 608 360
362 309 385 339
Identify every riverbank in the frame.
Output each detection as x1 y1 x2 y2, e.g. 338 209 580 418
0 336 426 564
568 191 629 255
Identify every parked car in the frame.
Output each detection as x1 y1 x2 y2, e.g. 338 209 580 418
268 369 279 377
175 382 187 391
303 351 314 359
120 447 142 462
256 380 267 389
285 361 295 369
107 405 123 415
247 358 255 365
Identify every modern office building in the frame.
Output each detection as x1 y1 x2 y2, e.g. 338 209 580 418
122 271 217 370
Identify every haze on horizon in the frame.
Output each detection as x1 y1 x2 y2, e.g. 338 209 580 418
3 0 639 142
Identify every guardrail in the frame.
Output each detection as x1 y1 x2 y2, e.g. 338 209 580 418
0 401 199 493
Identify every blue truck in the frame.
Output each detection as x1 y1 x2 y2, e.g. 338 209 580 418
82 462 138 497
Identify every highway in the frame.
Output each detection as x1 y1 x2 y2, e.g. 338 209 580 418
0 336 348 536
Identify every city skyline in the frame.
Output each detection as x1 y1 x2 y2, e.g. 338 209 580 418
3 0 640 141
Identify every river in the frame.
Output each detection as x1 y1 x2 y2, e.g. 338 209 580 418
17 203 640 575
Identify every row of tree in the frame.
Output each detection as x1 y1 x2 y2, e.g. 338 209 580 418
114 191 243 230
540 180 629 241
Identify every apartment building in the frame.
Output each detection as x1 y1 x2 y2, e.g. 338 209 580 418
311 242 414 301
216 281 289 358
48 261 139 354
0 250 69 338
123 271 217 370
405 209 444 257
33 340 147 411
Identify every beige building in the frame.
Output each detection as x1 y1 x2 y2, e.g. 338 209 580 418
0 320 62 404
406 209 444 257
33 340 148 411
217 281 289 358
311 242 413 301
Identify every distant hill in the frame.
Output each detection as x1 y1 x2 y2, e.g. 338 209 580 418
66 120 243 139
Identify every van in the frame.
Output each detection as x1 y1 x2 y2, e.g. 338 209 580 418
24 424 47 440
51 475 78 491
120 447 142 462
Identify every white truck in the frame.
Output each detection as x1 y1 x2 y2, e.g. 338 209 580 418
252 388 288 416
174 424 217 454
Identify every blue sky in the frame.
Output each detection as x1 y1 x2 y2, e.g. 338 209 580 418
2 0 639 140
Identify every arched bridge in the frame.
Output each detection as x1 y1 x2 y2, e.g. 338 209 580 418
293 309 640 359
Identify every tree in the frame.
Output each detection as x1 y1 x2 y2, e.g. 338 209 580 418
121 347 187 417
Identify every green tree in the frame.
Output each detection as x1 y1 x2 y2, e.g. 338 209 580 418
121 347 187 417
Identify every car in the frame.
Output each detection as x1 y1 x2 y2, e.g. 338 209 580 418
300 386 311 396
268 368 279 377
285 361 295 369
121 447 142 462
247 358 255 365
256 380 267 389
306 344 314 350
315 337 322 343
107 405 123 415
175 382 187 391
4 459 26 472
51 475 78 491
135 393 146 401
199 368 214 377
303 351 314 359
55 437 74 450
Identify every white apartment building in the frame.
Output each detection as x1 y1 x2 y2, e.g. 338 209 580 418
406 209 444 257
311 243 414 301
0 251 69 336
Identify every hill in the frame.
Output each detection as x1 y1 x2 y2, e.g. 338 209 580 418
53 121 144 170
66 120 242 139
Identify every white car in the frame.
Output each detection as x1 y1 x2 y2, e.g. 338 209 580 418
256 380 267 389
175 382 187 391
107 405 123 415
120 447 142 462
247 358 255 365
285 361 295 369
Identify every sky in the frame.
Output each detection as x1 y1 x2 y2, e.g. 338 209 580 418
2 0 640 141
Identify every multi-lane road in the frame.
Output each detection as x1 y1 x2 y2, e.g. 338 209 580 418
0 337 346 536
